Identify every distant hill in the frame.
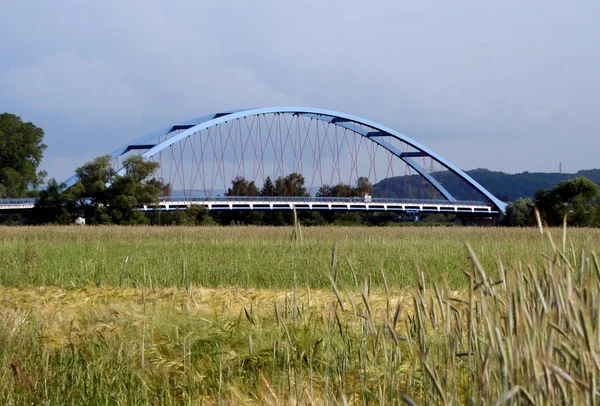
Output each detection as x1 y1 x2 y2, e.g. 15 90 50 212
372 169 600 202
467 169 600 202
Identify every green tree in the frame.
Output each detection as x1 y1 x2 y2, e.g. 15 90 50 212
0 113 47 197
35 155 161 225
226 176 259 196
216 175 263 225
502 198 536 227
275 173 308 197
316 184 333 197
75 155 114 205
147 177 172 197
31 179 75 224
107 156 161 224
332 183 353 197
534 177 600 226
355 176 372 196
317 177 372 198
260 176 275 197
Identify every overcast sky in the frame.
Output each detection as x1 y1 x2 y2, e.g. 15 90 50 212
1 0 598 182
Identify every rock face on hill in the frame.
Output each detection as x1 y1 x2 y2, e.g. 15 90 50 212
372 168 600 202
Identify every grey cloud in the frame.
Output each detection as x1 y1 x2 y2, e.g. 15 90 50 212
1 0 598 181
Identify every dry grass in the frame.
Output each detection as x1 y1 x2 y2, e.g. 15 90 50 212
0 285 410 348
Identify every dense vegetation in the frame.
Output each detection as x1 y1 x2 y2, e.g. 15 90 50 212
31 168 600 227
31 160 442 226
0 113 47 198
32 155 164 225
503 177 600 227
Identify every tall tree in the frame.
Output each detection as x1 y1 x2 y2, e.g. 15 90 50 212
534 177 600 226
316 184 333 197
502 197 535 227
0 113 47 197
31 179 77 224
316 177 372 199
355 176 372 196
333 183 354 197
275 173 308 197
74 155 114 206
220 175 263 224
226 176 259 196
146 177 172 197
260 176 275 197
107 156 161 224
35 155 161 225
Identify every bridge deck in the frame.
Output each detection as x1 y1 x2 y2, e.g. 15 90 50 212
0 197 498 214
0 198 35 211
154 197 496 213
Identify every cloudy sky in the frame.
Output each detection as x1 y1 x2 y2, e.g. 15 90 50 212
1 0 598 182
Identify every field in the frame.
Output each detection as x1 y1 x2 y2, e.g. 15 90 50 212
1 225 600 404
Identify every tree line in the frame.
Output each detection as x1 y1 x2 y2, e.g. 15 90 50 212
502 177 600 227
31 158 383 226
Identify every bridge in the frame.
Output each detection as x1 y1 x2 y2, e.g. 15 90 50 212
0 196 497 215
1 106 506 216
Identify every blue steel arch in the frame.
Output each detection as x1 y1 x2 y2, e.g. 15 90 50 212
64 107 506 213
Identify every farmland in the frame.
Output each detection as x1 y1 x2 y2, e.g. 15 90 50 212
1 226 600 404
2 226 593 289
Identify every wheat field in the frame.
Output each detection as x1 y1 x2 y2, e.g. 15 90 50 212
1 225 599 404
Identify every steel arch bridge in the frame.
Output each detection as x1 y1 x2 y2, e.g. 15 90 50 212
0 107 506 215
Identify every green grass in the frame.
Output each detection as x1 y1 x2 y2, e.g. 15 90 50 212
2 226 597 289
1 225 600 404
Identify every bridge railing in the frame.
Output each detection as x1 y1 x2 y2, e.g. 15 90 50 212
0 198 37 205
0 196 492 208
159 196 490 206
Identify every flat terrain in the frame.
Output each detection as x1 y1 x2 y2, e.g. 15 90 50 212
2 225 596 289
1 226 599 404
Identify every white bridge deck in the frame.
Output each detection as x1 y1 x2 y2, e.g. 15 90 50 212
152 197 496 213
0 199 35 211
0 197 498 214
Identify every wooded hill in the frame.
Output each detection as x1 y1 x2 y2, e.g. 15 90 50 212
372 168 600 202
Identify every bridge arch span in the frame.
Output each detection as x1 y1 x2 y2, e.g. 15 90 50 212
64 107 506 213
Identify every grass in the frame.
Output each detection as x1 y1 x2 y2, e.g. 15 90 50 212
1 226 597 289
1 225 600 404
